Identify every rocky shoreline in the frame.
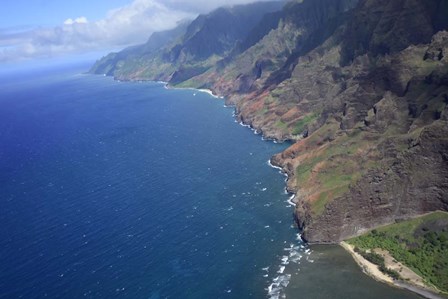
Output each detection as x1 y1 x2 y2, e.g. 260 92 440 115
90 0 448 244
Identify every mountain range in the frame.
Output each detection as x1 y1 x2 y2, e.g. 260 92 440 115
90 0 448 244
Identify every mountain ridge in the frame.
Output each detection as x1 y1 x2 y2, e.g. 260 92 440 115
90 0 448 244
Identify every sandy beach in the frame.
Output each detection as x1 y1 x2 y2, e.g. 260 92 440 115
340 242 393 284
340 242 446 299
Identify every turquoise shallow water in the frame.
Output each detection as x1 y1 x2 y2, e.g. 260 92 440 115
0 65 421 299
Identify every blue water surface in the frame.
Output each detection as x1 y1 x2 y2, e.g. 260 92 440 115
0 65 422 299
0 65 298 298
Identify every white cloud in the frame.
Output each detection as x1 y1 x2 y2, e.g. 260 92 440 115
164 0 280 13
0 0 194 62
63 17 89 25
0 0 281 63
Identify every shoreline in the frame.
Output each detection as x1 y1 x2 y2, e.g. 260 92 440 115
164 80 303 299
123 77 300 210
267 159 297 207
163 83 224 99
163 78 301 210
106 75 303 299
99 75 447 299
340 242 446 299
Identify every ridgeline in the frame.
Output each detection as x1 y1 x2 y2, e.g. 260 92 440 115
90 0 448 244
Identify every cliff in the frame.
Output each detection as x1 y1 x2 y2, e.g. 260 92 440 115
90 0 448 243
90 1 284 82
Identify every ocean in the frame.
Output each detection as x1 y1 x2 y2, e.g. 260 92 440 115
0 64 421 298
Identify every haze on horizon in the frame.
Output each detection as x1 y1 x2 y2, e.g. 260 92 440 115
0 0 282 67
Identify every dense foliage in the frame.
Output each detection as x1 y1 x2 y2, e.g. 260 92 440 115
353 247 401 280
349 212 448 293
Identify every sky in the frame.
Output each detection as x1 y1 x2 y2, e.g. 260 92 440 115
0 0 280 66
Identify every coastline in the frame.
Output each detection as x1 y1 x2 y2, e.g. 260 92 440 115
117 75 307 298
340 242 446 299
163 82 224 99
163 80 304 298
163 78 301 210
267 158 297 207
98 75 444 299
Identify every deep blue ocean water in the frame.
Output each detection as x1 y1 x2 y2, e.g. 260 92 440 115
0 65 421 299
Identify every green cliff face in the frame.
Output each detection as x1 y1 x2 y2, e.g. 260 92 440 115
90 1 284 82
267 0 448 243
90 0 448 244
90 21 189 76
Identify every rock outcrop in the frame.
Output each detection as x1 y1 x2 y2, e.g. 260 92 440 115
91 0 448 243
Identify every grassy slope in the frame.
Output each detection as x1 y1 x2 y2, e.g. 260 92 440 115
280 41 447 218
347 211 448 293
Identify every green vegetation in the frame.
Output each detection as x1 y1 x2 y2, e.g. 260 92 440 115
270 88 285 98
311 168 353 215
264 95 277 105
295 124 368 215
353 247 401 280
292 113 318 135
256 107 269 116
295 156 323 183
348 212 448 293
312 185 349 215
275 120 288 129
296 153 357 215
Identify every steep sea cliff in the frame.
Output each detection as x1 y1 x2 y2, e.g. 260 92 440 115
0 65 426 298
90 0 448 243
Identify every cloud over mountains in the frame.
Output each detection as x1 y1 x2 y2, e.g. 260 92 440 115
0 0 279 63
